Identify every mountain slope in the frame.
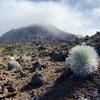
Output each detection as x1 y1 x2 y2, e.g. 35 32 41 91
0 25 77 43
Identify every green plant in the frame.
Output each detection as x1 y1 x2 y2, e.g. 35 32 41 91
66 45 99 77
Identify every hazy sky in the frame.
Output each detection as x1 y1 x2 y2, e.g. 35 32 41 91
0 0 100 36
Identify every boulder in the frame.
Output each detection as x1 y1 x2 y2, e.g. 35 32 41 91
50 50 68 61
7 60 20 70
31 73 45 88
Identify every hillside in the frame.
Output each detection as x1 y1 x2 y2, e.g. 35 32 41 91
0 25 77 43
0 32 100 99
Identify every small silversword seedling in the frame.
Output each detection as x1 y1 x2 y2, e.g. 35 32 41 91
66 45 99 77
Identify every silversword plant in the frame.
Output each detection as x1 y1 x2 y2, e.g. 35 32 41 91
66 45 99 77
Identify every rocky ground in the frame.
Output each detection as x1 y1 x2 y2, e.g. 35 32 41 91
0 41 100 100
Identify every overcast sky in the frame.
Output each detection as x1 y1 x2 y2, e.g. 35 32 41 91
0 0 100 36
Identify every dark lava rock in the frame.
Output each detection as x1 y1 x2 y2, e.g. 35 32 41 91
95 43 100 56
5 80 15 92
30 61 47 72
32 61 40 69
50 50 68 61
40 64 47 69
18 69 28 78
21 73 45 91
29 61 40 73
7 86 16 93
31 73 45 88
0 77 3 81
30 95 39 100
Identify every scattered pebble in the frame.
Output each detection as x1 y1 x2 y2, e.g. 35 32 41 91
7 86 16 93
30 95 39 100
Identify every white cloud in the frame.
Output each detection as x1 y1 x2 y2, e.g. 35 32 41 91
0 0 99 36
85 0 100 6
92 7 100 16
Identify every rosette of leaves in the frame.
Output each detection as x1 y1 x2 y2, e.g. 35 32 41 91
66 45 99 78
